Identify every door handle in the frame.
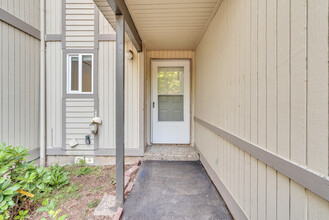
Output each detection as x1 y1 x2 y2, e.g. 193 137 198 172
153 102 155 108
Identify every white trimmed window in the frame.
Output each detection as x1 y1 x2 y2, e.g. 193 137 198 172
67 54 93 94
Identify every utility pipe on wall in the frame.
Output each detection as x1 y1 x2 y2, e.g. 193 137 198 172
39 0 46 167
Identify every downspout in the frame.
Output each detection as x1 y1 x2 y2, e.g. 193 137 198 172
39 0 46 167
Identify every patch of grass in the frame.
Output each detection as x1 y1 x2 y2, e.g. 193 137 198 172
77 167 93 176
50 183 82 207
87 199 101 209
66 164 102 177
89 186 103 194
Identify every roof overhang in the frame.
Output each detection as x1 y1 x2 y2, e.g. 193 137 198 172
94 0 143 52
95 0 223 50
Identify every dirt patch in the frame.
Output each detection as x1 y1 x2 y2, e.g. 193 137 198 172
29 164 138 220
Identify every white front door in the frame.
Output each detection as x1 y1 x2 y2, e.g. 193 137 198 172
151 60 190 144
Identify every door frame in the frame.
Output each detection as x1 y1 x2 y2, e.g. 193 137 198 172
150 59 191 144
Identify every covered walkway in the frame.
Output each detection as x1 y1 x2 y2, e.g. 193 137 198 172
122 160 233 220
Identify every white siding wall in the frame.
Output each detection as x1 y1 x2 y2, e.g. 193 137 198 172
195 0 329 219
0 3 40 155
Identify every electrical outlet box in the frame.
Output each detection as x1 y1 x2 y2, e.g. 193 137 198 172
74 156 84 164
85 157 94 164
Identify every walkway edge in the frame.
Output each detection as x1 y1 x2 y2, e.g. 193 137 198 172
195 145 248 220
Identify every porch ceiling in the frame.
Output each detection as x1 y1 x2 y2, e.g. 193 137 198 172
95 0 223 50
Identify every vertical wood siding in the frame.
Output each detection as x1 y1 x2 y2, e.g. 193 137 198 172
46 42 62 148
0 19 40 151
195 0 329 219
98 41 143 149
98 11 114 34
0 0 40 29
46 0 62 34
65 0 95 48
146 51 195 145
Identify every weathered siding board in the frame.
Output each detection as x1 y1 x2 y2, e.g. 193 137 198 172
195 0 329 219
0 19 40 152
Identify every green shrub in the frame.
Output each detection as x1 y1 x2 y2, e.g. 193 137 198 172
0 143 69 219
37 199 67 220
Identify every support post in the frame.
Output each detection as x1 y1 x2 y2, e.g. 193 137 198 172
115 14 125 206
39 0 46 167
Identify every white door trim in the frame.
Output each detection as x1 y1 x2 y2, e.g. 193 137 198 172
151 59 191 144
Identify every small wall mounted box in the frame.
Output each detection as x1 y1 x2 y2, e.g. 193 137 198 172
85 157 94 164
69 138 79 148
74 156 84 164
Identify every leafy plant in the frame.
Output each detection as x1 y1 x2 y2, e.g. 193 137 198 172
46 165 69 188
76 167 92 176
37 199 67 220
0 143 70 219
13 210 29 220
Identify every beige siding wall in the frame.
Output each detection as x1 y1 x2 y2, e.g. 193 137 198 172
0 0 40 29
98 40 144 149
195 0 329 219
45 0 144 153
66 98 95 149
146 51 195 145
0 3 40 155
98 11 115 34
65 0 95 48
46 42 62 148
46 0 62 34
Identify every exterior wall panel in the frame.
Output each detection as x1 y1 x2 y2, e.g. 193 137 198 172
98 40 143 149
0 0 40 29
46 42 62 149
0 13 40 157
65 0 95 48
195 0 329 219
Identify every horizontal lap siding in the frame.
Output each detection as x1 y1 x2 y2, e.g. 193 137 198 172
65 0 94 48
195 0 329 219
65 98 95 150
0 19 40 151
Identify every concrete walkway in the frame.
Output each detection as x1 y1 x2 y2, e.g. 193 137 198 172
122 161 233 220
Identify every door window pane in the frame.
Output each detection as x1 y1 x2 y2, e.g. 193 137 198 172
158 67 184 94
70 56 79 91
158 95 184 121
82 55 92 92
